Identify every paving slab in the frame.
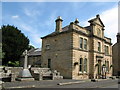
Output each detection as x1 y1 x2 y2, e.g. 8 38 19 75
2 79 84 89
2 79 116 89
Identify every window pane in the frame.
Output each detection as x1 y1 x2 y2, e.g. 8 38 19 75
106 46 109 54
80 38 83 49
46 44 50 50
48 59 51 68
84 39 87 50
79 58 83 72
104 45 106 53
98 42 101 52
105 45 109 55
84 58 87 72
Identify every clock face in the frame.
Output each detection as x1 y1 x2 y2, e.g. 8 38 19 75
97 28 101 36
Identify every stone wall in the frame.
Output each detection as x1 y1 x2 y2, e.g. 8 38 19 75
41 32 73 78
112 43 119 76
112 33 120 76
118 34 120 76
19 56 41 67
0 67 23 82
72 32 112 79
72 32 89 79
72 50 89 79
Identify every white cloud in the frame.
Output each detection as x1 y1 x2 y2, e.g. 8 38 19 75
24 8 41 17
44 11 57 27
9 17 42 48
101 6 118 44
20 24 42 47
11 15 19 19
82 6 118 45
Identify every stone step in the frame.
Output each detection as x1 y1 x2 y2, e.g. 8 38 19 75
31 68 50 74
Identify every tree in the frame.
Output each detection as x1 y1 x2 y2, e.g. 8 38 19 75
28 45 35 50
0 44 5 58
0 43 4 65
0 30 5 65
2 25 30 66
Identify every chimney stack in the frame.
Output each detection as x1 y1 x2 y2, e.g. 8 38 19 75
117 33 120 43
55 16 63 32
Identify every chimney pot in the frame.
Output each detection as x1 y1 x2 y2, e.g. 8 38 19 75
57 16 62 19
55 16 63 32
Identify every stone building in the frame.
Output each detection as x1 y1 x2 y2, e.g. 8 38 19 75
112 33 120 76
19 48 41 67
41 15 112 79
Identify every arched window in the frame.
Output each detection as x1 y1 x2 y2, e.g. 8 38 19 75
79 58 83 72
84 58 87 73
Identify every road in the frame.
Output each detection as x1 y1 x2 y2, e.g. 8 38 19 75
49 79 119 88
2 79 120 89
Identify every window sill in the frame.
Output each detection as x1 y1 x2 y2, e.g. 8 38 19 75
78 72 88 75
78 48 88 52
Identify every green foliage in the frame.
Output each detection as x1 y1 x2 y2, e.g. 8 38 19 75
2 25 30 66
0 43 5 59
110 65 113 68
0 43 2 59
102 64 106 66
8 61 19 67
28 45 35 50
95 63 99 67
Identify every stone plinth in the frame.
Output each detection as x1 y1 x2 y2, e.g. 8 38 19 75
17 69 34 81
16 77 34 81
18 69 32 78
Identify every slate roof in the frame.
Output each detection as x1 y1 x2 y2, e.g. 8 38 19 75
27 48 41 56
41 15 112 45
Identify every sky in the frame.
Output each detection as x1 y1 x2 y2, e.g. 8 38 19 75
2 2 118 48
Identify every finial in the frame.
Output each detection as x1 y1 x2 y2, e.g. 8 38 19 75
96 14 100 18
74 18 79 24
55 16 63 22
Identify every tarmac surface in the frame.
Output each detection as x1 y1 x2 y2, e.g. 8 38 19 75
1 79 120 89
2 79 84 89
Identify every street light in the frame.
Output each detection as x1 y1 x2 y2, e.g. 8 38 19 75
102 65 106 79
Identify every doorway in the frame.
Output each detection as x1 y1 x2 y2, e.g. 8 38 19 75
48 59 51 68
98 60 102 78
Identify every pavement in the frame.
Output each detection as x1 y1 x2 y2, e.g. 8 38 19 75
2 78 119 89
2 79 86 89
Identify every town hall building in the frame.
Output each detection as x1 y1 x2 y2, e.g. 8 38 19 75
41 15 112 79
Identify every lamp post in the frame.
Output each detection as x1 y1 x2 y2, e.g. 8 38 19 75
102 65 106 79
